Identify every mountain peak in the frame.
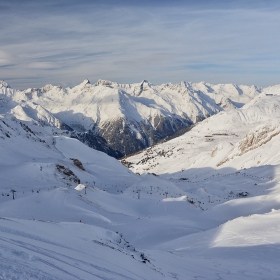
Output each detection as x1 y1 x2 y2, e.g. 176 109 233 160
95 79 115 87
80 79 90 87
83 78 90 84
140 79 152 86
0 80 11 89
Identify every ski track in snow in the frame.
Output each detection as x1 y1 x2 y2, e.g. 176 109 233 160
0 221 155 280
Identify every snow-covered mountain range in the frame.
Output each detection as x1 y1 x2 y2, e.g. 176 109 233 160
1 78 280 279
0 79 265 157
125 85 280 175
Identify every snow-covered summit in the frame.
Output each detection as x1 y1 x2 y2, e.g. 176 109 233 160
94 79 118 87
0 80 10 89
72 78 91 90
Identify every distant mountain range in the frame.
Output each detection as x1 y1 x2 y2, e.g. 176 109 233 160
0 79 273 157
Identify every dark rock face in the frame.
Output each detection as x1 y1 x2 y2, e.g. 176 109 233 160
70 158 85 171
55 164 80 184
59 122 73 131
70 130 123 158
99 119 147 157
86 115 193 158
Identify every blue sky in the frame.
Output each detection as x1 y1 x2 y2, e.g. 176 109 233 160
0 0 280 89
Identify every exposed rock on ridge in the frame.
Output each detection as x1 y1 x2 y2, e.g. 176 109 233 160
217 121 280 166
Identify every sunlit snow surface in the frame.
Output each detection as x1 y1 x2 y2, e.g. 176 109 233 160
1 81 280 279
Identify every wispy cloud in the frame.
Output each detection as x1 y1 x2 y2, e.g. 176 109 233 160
0 0 280 89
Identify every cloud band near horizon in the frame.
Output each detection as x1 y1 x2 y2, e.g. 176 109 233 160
0 0 280 89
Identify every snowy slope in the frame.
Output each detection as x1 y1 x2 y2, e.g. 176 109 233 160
2 135 280 279
0 113 138 193
2 80 280 279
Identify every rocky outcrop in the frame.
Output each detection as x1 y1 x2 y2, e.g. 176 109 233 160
217 121 280 166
